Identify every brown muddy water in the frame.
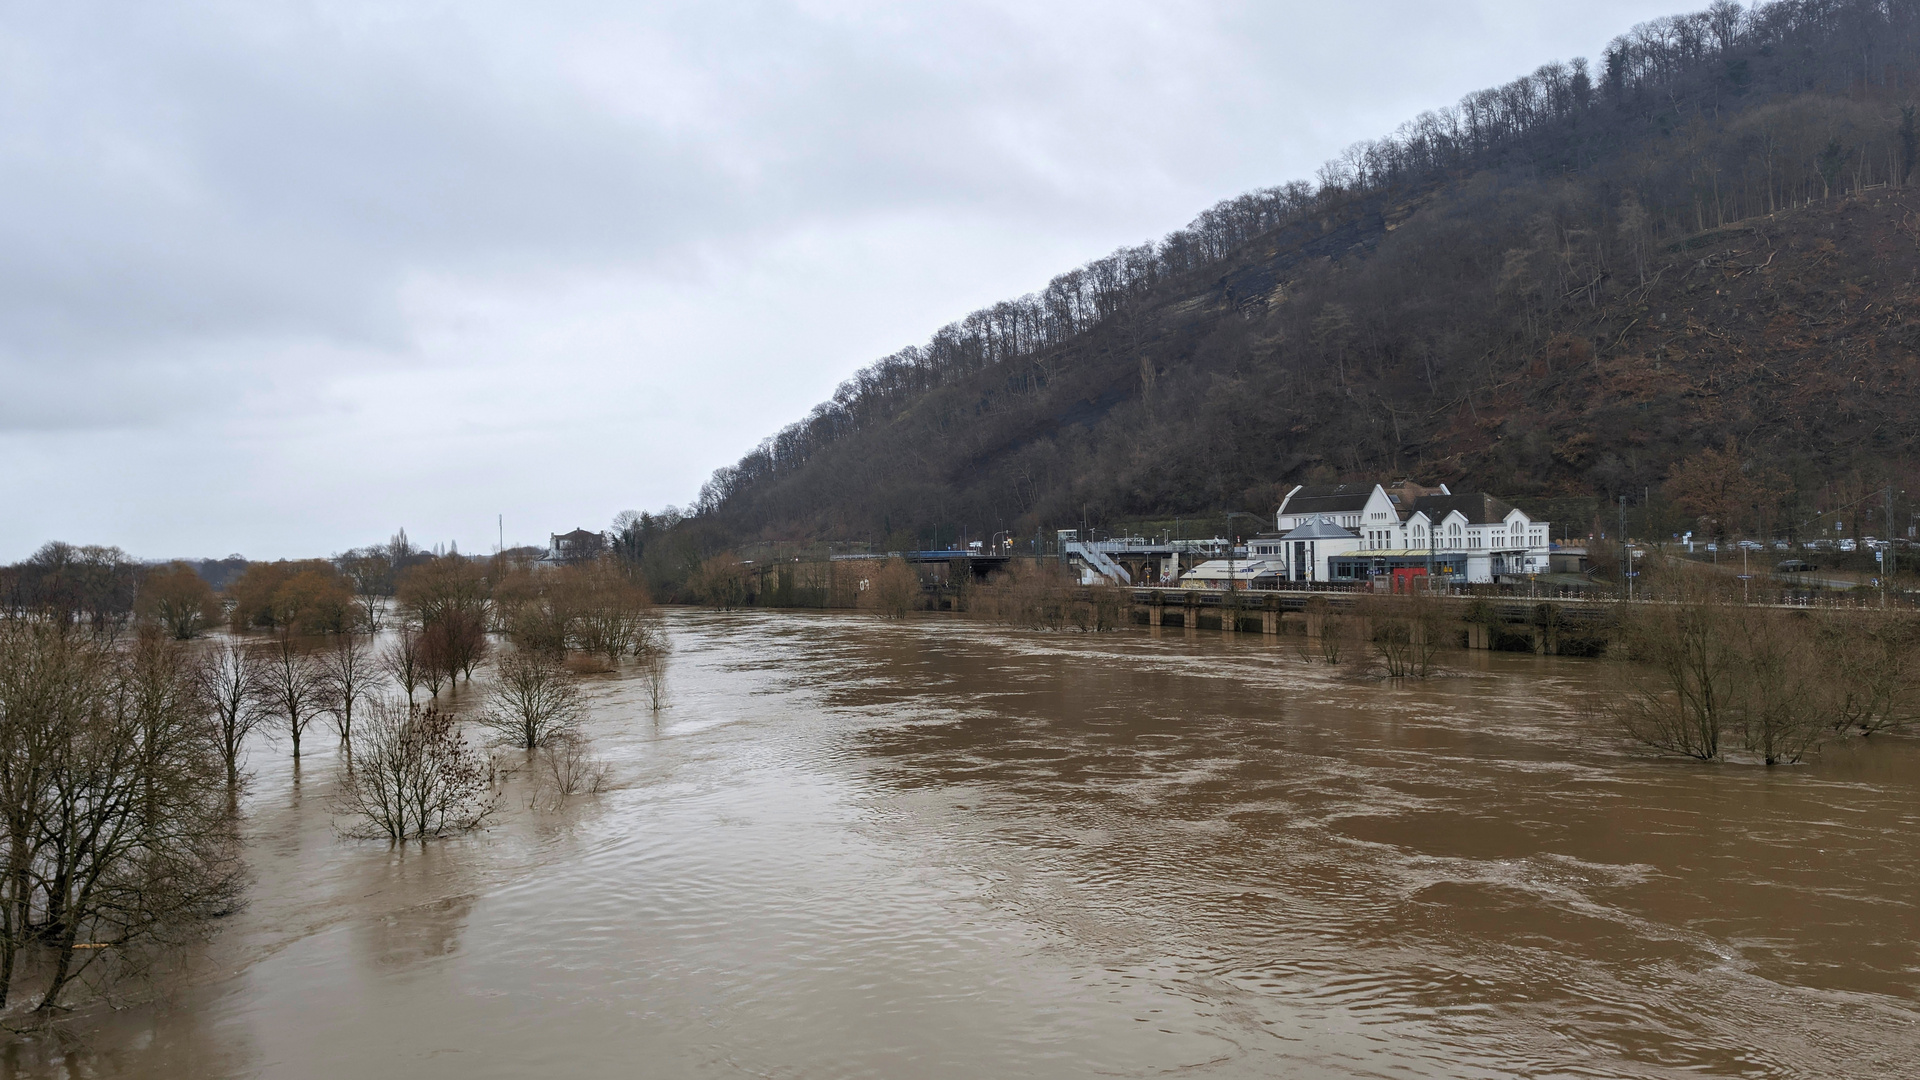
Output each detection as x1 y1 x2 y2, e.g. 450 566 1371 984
6 610 1919 1078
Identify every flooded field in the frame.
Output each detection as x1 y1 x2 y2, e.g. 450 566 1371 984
9 610 1918 1078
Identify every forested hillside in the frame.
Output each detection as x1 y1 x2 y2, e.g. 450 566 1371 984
690 0 1920 548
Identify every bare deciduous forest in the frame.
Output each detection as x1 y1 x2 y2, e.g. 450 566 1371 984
682 0 1920 551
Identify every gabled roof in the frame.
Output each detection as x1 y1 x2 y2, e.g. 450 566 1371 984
1280 517 1359 540
1411 493 1520 526
1278 484 1375 516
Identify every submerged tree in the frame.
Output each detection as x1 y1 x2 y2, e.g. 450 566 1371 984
380 622 425 704
474 652 586 750
568 561 657 666
134 562 221 640
535 734 611 807
1363 591 1449 678
198 638 269 789
689 555 749 610
398 556 491 686
860 558 921 620
319 632 376 746
335 548 394 632
0 618 244 1011
336 700 496 841
1610 591 1739 760
1816 613 1920 736
1731 610 1828 766
640 654 668 713
261 631 325 763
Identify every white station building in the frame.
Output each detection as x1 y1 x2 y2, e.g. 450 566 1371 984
1247 481 1552 585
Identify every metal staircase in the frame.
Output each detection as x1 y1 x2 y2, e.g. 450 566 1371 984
1064 541 1132 584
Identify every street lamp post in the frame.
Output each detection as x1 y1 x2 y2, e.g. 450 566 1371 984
1223 511 1260 593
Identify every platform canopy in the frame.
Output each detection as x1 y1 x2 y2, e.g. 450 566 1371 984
1179 558 1286 587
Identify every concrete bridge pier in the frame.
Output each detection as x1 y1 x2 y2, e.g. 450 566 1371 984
1466 623 1491 650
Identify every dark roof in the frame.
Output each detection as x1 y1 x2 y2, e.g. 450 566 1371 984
1280 484 1374 515
1411 493 1519 526
554 528 601 541
1280 518 1359 540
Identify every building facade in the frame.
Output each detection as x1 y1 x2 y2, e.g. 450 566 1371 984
1250 482 1551 585
548 528 606 563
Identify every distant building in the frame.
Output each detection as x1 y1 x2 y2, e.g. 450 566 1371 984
549 528 606 563
1249 482 1550 585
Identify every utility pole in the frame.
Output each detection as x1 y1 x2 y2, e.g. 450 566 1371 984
1425 512 1434 593
1619 496 1629 602
1887 484 1898 583
1224 511 1256 593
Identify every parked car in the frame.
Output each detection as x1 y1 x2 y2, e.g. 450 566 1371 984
1738 540 1764 551
1771 540 1790 551
1839 538 1858 552
1807 539 1836 552
1777 559 1817 573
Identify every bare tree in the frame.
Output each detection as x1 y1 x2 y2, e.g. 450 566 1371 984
444 608 489 684
568 561 654 665
689 554 749 610
337 548 393 632
0 618 244 1011
1304 596 1357 665
536 734 610 807
198 638 269 788
418 624 451 698
860 558 920 620
398 556 491 683
380 622 424 704
640 651 669 713
318 632 375 746
1363 591 1449 678
261 631 325 762
1816 613 1920 736
1610 594 1737 760
1732 610 1828 766
336 699 496 841
474 652 586 749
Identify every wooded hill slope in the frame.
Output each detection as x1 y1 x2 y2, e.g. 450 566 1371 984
692 0 1920 547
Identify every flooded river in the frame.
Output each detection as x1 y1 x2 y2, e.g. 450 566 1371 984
10 611 1919 1078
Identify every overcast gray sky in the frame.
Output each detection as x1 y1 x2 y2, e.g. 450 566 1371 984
1 0 1687 561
